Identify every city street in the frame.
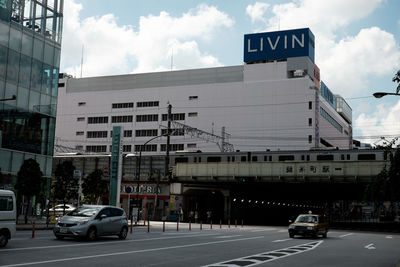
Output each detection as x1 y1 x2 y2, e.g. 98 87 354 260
1 223 399 267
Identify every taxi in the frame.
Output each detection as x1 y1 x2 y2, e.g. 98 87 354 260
288 213 328 238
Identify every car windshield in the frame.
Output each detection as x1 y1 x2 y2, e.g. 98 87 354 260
66 207 101 217
295 215 318 223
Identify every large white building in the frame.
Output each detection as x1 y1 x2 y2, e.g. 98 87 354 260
55 28 352 154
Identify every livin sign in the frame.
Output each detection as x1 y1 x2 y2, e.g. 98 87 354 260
244 28 315 63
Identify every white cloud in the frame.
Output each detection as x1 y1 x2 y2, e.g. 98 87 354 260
246 2 270 23
245 0 400 97
355 100 400 146
60 2 234 77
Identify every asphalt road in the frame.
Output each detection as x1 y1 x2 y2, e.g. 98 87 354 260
1 222 399 267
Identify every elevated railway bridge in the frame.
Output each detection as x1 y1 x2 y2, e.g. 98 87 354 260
54 149 390 225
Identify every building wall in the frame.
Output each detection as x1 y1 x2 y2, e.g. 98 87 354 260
0 0 63 180
55 59 351 154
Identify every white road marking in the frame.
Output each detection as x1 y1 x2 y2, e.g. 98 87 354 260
339 233 354 238
386 236 393 239
0 233 218 252
272 238 291 243
1 236 265 267
215 235 242 239
204 240 324 267
278 230 287 233
365 243 376 250
251 229 274 232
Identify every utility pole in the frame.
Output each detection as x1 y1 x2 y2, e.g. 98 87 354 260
165 104 172 180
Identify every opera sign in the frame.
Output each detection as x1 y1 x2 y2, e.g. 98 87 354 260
244 28 315 63
121 184 163 196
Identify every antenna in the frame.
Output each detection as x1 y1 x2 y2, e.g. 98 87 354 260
80 45 84 78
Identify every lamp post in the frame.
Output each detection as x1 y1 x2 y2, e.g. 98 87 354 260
135 133 169 224
373 92 400 98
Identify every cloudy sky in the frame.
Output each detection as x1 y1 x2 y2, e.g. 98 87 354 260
60 0 400 146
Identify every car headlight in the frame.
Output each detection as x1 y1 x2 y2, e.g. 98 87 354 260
77 220 89 225
307 226 314 230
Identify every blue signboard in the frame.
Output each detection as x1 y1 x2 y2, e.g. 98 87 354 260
244 28 315 63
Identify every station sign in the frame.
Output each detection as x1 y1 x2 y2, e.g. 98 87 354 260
244 28 315 63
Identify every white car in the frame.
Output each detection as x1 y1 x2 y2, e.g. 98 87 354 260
49 204 76 216
0 190 16 247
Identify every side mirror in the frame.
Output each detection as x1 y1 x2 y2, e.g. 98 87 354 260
100 214 107 220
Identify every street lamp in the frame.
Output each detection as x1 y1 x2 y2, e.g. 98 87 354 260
373 92 400 98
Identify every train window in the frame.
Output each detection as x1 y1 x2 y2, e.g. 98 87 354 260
199 157 202 163
252 156 258 162
347 154 350 160
316 155 334 161
301 155 305 160
227 157 231 162
278 155 295 161
241 156 247 162
264 156 268 161
194 157 197 163
232 157 235 162
207 157 221 162
175 157 188 164
357 154 376 160
269 156 272 161
306 155 310 161
341 154 344 160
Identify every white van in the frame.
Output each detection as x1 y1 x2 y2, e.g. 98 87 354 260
0 190 16 247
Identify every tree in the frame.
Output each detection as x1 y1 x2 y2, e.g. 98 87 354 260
53 161 78 215
14 159 44 224
393 69 400 94
82 169 108 204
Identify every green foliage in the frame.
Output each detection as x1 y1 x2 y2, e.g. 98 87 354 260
53 161 78 205
14 159 44 223
15 159 44 198
82 169 108 204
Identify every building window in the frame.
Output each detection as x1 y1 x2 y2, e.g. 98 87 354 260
162 113 185 121
161 129 184 136
189 96 198 100
86 145 107 153
123 145 132 152
87 131 108 138
309 101 312 110
308 118 312 126
187 143 197 148
112 115 133 123
58 83 65 87
76 131 84 136
135 129 158 137
78 102 86 106
320 107 343 133
188 112 198 117
160 144 184 152
308 135 312 143
124 130 132 137
136 114 158 122
136 101 159 108
110 131 113 137
135 144 157 152
77 117 85 122
75 145 83 150
88 116 108 124
112 102 134 109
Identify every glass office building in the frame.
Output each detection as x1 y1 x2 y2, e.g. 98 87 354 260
0 0 63 186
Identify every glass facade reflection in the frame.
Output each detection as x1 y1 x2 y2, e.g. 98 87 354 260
0 0 63 180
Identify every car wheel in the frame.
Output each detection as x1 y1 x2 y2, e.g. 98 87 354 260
55 235 64 240
0 233 8 247
119 226 128 240
87 227 97 241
